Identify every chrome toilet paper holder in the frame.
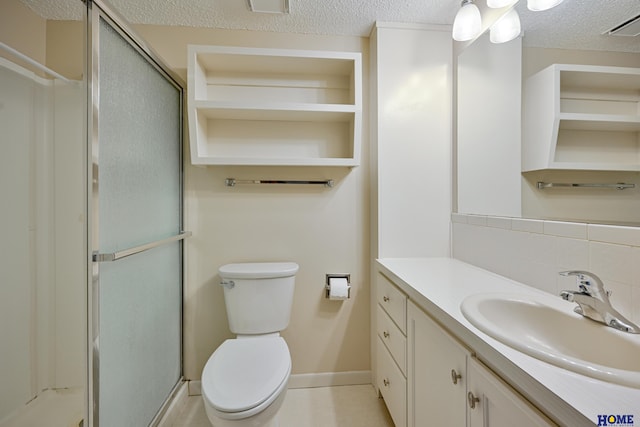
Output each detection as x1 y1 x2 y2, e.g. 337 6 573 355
325 274 351 299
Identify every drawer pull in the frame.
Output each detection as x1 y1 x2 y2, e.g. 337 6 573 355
383 295 390 302
467 391 480 409
383 331 390 338
451 369 462 385
383 378 390 387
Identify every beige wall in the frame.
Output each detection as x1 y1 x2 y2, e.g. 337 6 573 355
46 20 84 80
136 25 371 380
0 0 82 80
0 0 46 66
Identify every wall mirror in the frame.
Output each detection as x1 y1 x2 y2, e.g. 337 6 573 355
456 0 640 225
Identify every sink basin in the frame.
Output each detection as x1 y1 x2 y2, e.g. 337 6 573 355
460 292 640 388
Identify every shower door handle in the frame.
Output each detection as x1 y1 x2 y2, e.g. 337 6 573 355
93 231 192 262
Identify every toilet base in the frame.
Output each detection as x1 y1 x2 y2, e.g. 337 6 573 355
204 412 279 427
203 385 287 427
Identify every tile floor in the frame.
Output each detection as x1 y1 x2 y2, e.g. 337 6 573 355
171 384 394 427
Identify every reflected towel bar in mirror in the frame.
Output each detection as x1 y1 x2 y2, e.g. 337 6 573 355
225 178 334 188
537 182 635 190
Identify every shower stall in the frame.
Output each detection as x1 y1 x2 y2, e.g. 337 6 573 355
0 1 186 426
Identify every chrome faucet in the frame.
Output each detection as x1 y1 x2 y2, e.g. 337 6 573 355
559 271 640 334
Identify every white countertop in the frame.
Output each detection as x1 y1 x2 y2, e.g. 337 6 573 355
376 257 640 426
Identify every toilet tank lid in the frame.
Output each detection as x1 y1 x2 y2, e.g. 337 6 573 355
219 262 299 279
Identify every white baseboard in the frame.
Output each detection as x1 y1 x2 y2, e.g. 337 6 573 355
288 370 371 389
186 370 372 396
155 381 189 427
188 380 202 396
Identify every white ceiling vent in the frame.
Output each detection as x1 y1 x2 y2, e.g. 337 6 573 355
247 0 290 14
605 13 640 37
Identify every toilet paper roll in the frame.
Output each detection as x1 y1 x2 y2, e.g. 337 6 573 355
328 277 350 300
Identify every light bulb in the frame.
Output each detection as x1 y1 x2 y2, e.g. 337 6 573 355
490 9 521 43
452 0 482 41
527 0 564 11
487 0 517 8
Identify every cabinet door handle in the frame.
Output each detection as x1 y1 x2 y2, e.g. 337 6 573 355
383 296 390 302
467 391 480 409
450 369 462 385
383 331 390 338
383 378 390 387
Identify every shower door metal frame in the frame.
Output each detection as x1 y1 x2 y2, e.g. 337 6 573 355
86 1 187 425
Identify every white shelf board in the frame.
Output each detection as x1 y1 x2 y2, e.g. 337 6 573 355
546 161 640 172
194 102 357 122
558 113 640 131
187 45 362 167
193 45 359 76
191 156 359 167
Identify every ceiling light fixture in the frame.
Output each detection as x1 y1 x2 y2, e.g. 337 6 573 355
247 0 290 14
452 0 482 41
489 8 521 43
453 0 564 42
486 0 517 8
527 0 565 12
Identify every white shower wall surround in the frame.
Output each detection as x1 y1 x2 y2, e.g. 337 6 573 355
452 213 640 325
0 58 85 424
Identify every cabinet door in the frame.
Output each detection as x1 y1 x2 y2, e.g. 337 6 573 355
467 358 556 427
377 339 407 427
407 302 467 427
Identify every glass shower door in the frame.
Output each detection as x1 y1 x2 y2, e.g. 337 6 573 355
91 10 184 427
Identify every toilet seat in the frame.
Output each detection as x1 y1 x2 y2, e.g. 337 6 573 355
202 337 291 420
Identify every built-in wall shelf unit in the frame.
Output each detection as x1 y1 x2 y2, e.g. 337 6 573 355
523 64 640 172
187 45 362 166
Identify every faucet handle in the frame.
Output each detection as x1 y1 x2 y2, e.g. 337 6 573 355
559 270 609 301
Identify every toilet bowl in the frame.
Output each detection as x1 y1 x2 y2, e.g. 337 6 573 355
201 262 298 427
202 336 291 427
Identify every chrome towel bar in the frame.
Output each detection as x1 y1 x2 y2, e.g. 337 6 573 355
225 178 334 188
537 182 635 190
93 231 192 262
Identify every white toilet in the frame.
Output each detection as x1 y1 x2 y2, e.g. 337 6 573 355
202 262 299 427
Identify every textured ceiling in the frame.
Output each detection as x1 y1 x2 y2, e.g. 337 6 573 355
18 0 640 52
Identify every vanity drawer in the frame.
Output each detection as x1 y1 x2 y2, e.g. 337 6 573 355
377 338 407 427
377 305 407 375
377 273 407 333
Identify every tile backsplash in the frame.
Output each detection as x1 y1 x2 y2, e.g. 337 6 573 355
451 213 640 325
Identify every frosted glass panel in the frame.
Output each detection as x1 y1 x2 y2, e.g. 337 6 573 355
98 19 181 253
99 243 181 427
98 17 182 427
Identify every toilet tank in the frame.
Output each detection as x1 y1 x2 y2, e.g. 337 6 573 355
219 262 298 335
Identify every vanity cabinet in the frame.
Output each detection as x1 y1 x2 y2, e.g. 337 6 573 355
407 301 466 427
376 273 407 427
467 357 554 427
186 45 362 166
404 301 555 427
523 64 640 172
